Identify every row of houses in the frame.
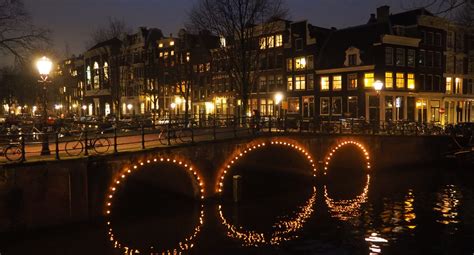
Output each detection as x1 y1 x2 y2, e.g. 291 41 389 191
56 6 474 125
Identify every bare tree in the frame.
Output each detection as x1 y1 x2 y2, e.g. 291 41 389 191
85 17 131 49
0 0 50 63
188 0 287 118
405 0 473 25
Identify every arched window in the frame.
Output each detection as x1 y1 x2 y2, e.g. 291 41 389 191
103 62 109 81
93 62 100 89
86 66 91 86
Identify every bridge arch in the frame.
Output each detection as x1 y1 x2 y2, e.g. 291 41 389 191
324 140 371 175
216 140 317 193
104 157 205 254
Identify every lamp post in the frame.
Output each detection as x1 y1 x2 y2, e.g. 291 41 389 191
127 103 133 116
374 80 384 129
274 92 284 118
36 56 53 156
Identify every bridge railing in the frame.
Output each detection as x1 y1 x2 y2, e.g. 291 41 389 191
0 116 451 164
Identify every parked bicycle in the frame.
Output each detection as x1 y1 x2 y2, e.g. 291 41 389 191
0 135 23 162
64 130 111 156
158 126 193 145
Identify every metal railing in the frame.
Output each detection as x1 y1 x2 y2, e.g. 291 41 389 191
0 116 452 164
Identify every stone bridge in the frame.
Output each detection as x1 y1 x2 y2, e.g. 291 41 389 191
0 133 453 232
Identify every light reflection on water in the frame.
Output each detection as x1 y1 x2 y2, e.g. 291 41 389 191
434 184 462 226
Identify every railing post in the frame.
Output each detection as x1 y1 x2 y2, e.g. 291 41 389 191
233 116 237 138
55 131 60 160
213 117 217 140
167 121 171 146
351 118 354 134
84 130 89 156
113 126 118 154
268 116 272 133
20 133 26 162
141 124 145 149
284 116 287 133
191 124 195 143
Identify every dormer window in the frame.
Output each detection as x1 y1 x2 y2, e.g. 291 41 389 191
344 47 362 66
295 38 303 50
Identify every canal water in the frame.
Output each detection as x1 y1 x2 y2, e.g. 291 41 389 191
1 146 474 254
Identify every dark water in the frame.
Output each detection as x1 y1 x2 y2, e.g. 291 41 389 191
2 148 474 255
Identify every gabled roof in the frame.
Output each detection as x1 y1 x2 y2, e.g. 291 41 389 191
317 21 391 69
88 37 122 51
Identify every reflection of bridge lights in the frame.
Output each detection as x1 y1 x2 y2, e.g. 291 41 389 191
324 174 370 221
104 157 205 254
434 184 461 225
365 232 388 255
217 140 317 193
324 141 371 175
218 187 317 247
404 190 416 229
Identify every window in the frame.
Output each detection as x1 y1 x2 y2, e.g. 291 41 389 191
333 76 342 90
321 76 329 91
170 41 175 46
431 100 440 122
434 75 440 91
420 74 425 90
385 47 393 66
455 78 463 94
267 75 275 91
407 73 415 90
396 73 405 89
275 34 283 47
347 96 358 117
434 52 441 67
103 62 109 81
295 38 303 50
456 57 463 73
307 74 314 90
259 37 266 49
396 48 405 66
364 73 374 88
259 76 267 92
348 73 357 90
295 75 306 90
320 97 330 115
288 97 300 113
419 50 425 66
287 76 293 91
302 96 314 118
93 62 100 89
407 50 415 67
348 54 357 66
158 43 163 48
427 32 434 45
220 36 226 47
434 33 441 46
447 31 454 48
86 66 91 85
171 50 175 56
332 97 342 115
385 72 393 89
307 55 314 69
286 58 293 71
295 57 306 70
267 36 274 48
426 51 433 67
446 77 452 94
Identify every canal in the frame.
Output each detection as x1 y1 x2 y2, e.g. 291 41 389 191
1 145 473 254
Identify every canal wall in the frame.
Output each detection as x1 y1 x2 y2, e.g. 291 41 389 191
0 134 455 233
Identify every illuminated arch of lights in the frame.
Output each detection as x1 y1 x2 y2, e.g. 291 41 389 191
218 187 317 247
324 140 371 175
104 157 205 254
217 140 317 193
324 174 370 221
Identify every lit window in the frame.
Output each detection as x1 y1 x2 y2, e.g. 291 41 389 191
220 36 226 47
295 57 306 70
86 66 91 85
455 78 462 94
286 58 293 71
159 52 163 57
103 62 109 81
275 34 283 47
320 97 330 115
267 36 274 48
348 73 357 90
385 72 393 89
259 37 266 49
446 77 452 94
288 97 300 113
364 73 374 88
321 76 329 91
396 73 405 88
287 76 293 91
333 76 342 90
295 75 306 90
170 41 175 46
158 43 163 48
407 73 415 90
171 50 175 56
186 52 190 62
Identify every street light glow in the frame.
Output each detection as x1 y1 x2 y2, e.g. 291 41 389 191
36 56 53 76
127 104 133 110
274 92 284 105
374 80 383 92
171 102 177 109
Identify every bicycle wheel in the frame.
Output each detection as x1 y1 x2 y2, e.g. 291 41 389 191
178 128 193 143
4 145 22 162
158 130 169 145
93 138 110 154
65 140 84 156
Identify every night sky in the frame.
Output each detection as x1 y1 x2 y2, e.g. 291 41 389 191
17 0 414 63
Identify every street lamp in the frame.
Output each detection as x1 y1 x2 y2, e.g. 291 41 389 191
274 92 284 118
127 104 133 116
374 80 383 127
174 97 182 117
36 56 53 156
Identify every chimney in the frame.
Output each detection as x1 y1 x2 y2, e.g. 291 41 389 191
368 13 377 24
377 5 390 22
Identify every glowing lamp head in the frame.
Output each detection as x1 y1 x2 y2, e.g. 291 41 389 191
175 97 182 105
374 80 383 92
170 102 177 109
274 92 284 105
127 104 133 110
36 56 52 76
82 105 87 110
